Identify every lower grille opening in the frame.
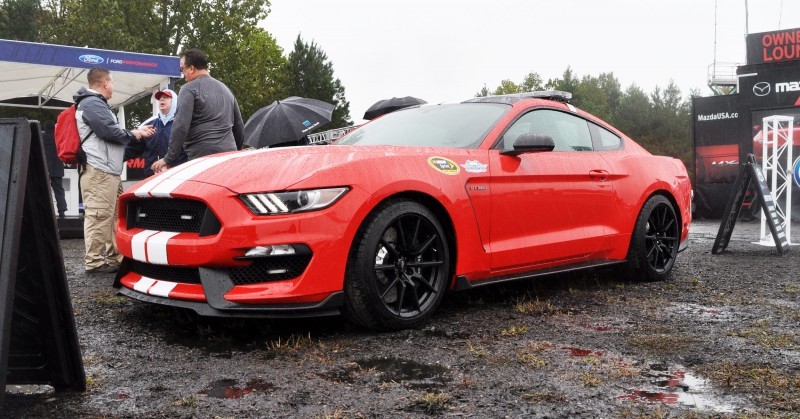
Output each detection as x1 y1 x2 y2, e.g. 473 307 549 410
228 255 312 285
129 260 201 284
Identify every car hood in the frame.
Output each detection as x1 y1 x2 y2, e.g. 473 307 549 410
160 145 472 193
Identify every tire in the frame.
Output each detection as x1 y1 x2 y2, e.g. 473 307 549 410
343 199 450 330
626 195 679 282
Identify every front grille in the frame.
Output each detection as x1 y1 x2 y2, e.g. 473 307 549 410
129 260 201 284
228 255 312 285
127 198 219 234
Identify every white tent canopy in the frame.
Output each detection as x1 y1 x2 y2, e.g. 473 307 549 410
0 39 180 110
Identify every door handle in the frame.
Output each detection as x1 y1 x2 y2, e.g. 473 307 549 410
589 170 609 181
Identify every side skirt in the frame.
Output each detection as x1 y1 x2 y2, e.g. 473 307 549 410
453 259 626 291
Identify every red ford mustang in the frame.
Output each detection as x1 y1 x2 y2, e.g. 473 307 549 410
114 91 692 330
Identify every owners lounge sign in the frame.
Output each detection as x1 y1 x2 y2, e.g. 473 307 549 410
746 27 800 65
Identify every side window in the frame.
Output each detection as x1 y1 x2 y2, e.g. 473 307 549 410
499 109 593 151
590 122 623 151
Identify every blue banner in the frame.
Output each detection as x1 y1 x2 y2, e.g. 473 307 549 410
0 39 180 77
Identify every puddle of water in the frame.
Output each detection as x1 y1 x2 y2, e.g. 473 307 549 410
356 357 450 388
618 365 735 413
198 378 274 399
563 346 604 357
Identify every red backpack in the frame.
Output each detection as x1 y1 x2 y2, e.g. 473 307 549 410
55 99 93 164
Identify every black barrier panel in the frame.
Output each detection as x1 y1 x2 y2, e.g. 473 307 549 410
713 154 789 255
0 119 85 409
0 118 29 408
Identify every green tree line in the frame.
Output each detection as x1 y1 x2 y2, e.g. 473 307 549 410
477 68 697 174
0 0 352 128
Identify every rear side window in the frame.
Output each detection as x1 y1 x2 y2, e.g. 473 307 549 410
589 122 623 151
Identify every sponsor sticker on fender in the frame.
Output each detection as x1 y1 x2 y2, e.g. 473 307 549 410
428 156 460 175
461 160 488 173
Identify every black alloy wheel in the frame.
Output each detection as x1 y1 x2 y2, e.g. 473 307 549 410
627 195 679 282
344 199 450 330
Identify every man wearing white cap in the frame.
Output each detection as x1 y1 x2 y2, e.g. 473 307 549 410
124 88 187 177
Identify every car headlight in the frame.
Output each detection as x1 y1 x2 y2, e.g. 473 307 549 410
240 187 349 215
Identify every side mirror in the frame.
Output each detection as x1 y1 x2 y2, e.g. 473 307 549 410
500 133 555 156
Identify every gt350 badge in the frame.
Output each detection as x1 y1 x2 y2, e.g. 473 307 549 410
428 157 460 175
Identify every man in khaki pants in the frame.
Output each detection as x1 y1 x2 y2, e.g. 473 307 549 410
74 67 154 273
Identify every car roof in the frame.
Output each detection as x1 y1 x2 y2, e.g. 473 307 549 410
462 90 572 105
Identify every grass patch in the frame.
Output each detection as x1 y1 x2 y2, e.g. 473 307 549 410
267 332 313 351
685 277 708 292
467 341 487 357
579 355 602 366
172 395 197 407
410 391 451 414
316 408 346 419
699 362 800 412
627 334 693 353
783 283 800 293
525 340 555 353
517 351 548 368
500 325 527 337
523 391 567 403
514 296 563 316
606 362 641 380
581 371 601 387
728 328 799 349
84 375 99 390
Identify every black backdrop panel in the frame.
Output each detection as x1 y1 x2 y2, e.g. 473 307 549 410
694 60 800 218
738 64 800 109
693 95 743 188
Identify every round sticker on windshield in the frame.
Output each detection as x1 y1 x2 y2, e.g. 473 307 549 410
428 156 460 175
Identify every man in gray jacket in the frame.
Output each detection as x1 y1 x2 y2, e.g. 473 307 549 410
150 48 243 173
76 67 154 274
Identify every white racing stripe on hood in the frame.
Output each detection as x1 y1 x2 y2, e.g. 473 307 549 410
132 148 275 198
134 156 213 198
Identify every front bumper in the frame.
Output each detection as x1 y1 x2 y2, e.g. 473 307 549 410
113 258 344 318
114 182 371 316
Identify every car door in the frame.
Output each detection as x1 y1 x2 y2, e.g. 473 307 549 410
488 108 617 271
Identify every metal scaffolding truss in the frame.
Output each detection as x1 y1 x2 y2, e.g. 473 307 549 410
758 115 794 246
307 125 361 144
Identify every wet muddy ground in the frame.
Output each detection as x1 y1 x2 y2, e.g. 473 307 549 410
4 219 800 418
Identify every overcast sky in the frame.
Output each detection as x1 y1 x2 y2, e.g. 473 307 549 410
261 0 800 124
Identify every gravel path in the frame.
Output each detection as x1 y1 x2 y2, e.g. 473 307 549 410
4 219 800 417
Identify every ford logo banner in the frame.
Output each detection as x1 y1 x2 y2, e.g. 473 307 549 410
79 54 104 64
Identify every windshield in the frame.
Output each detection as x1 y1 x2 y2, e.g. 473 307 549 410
337 103 508 148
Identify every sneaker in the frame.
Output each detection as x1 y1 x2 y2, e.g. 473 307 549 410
86 263 119 274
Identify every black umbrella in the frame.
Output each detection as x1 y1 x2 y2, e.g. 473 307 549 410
245 96 335 148
363 96 427 120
